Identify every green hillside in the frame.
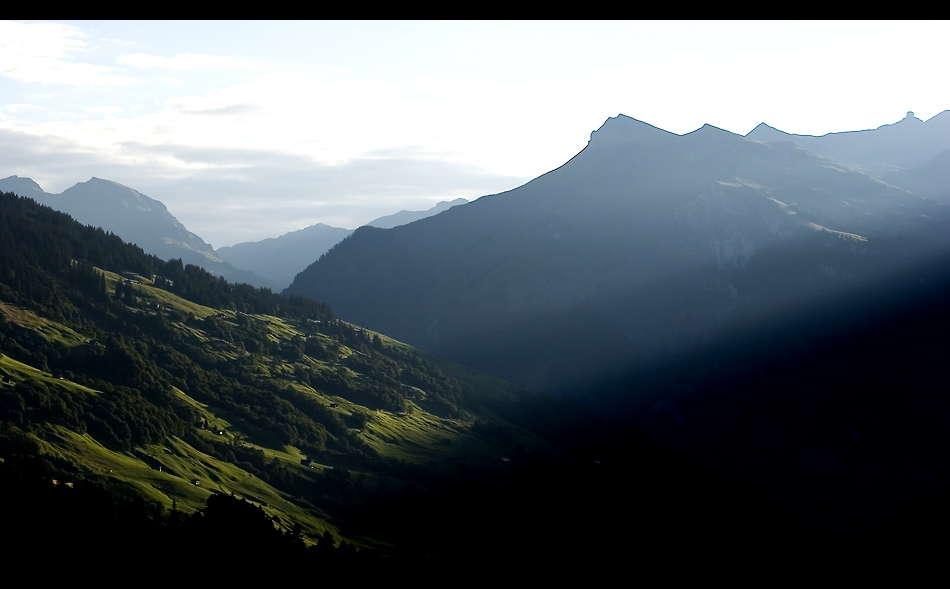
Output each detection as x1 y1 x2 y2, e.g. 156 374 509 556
0 189 592 561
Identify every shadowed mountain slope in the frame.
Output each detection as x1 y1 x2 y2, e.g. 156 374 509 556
287 114 950 401
217 224 354 290
218 199 469 290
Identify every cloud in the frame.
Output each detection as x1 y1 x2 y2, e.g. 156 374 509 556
0 21 86 61
4 103 46 113
116 52 262 71
361 146 444 159
175 103 264 117
0 127 527 248
0 21 141 87
84 105 123 115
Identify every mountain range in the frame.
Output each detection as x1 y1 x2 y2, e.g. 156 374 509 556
365 197 468 229
280 110 950 538
286 112 950 402
0 174 468 291
6 112 945 410
216 198 468 289
0 175 276 289
746 110 950 178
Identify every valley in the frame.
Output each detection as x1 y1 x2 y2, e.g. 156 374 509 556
2 110 950 573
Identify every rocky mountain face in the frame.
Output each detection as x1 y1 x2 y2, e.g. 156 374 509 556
287 114 950 399
0 176 273 289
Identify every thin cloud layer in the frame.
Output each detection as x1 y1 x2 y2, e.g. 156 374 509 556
116 52 262 71
0 21 140 87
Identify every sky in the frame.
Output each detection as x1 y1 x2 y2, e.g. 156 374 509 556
1 20 948 248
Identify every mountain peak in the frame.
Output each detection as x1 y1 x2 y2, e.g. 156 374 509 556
0 175 44 196
895 110 923 125
62 177 169 213
688 123 739 137
588 114 676 146
81 176 138 191
749 122 778 132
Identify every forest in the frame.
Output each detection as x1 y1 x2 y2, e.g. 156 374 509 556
0 189 658 570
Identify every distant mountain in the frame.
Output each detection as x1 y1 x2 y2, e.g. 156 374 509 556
367 198 468 229
746 110 950 175
217 224 354 290
880 148 950 202
287 114 950 402
218 198 468 290
0 176 45 199
0 176 274 289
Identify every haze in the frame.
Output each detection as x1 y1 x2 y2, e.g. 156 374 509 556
1 20 947 247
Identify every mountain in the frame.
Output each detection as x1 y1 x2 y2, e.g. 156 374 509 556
217 198 468 290
217 223 354 290
287 114 950 400
0 175 45 199
366 198 469 229
745 110 950 176
0 176 274 289
1 187 834 569
880 147 950 202
284 112 950 543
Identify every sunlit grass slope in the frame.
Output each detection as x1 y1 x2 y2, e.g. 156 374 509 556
1 279 551 548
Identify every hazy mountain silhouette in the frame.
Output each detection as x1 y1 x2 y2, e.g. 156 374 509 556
287 114 950 402
0 176 273 288
366 198 469 229
0 175 45 199
880 148 950 202
746 110 950 175
217 224 354 290
219 198 469 289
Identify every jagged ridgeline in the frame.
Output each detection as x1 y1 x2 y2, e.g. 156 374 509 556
0 189 631 565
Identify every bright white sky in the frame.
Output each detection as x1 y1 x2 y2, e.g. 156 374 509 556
1 20 947 248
